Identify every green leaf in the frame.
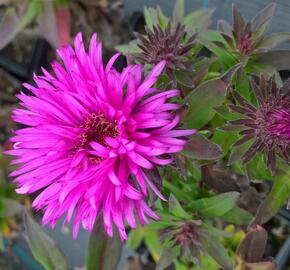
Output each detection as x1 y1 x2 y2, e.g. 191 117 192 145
144 6 153 29
143 6 159 30
144 228 162 262
255 32 290 52
215 105 241 121
156 6 168 29
182 133 223 160
184 9 214 32
55 0 69 6
221 206 253 225
235 68 251 101
127 228 144 250
87 215 122 270
175 69 196 88
163 181 192 202
0 0 40 50
257 50 290 71
155 247 175 270
202 223 232 238
199 30 232 51
0 232 4 252
251 3 276 36
115 40 141 55
189 192 239 217
172 0 184 24
252 172 290 225
199 40 237 68
212 130 238 155
0 198 24 218
199 234 233 270
228 142 250 166
183 78 228 129
169 194 191 219
24 213 68 270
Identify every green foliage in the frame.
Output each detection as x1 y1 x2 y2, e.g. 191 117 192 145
122 1 290 269
2 0 290 270
189 192 239 217
87 215 122 270
183 77 228 129
253 171 290 225
24 213 68 270
0 0 41 50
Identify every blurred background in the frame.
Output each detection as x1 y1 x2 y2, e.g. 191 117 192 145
0 0 289 269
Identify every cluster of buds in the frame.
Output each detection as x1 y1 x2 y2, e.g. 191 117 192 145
160 220 204 261
134 23 197 80
229 76 290 174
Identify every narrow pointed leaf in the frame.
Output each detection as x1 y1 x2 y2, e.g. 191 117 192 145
255 33 290 52
144 6 154 30
182 133 223 160
202 165 243 193
245 261 276 270
156 6 168 29
0 232 4 252
184 8 214 32
24 213 68 270
232 4 245 36
55 6 71 47
257 50 290 71
172 0 184 24
199 30 232 51
183 78 228 129
164 181 192 202
0 0 40 50
237 225 267 263
251 3 276 34
199 234 233 270
169 194 191 219
127 228 144 250
252 172 290 225
221 206 253 225
87 215 122 270
175 69 196 88
200 41 237 67
0 198 24 218
115 40 141 55
36 1 58 48
217 19 232 36
189 192 239 217
155 247 175 270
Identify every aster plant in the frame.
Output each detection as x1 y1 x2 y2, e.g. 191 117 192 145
229 76 290 174
4 0 290 270
8 32 195 240
200 2 290 98
215 3 290 65
116 0 214 87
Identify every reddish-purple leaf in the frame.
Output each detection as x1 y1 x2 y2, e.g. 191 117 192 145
56 6 71 47
251 3 276 34
255 33 290 53
245 261 276 270
183 134 223 160
257 50 290 71
237 225 268 263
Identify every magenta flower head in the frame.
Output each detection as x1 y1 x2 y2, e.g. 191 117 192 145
229 76 290 174
8 33 195 240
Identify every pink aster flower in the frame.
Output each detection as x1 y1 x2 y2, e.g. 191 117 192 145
8 33 195 240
